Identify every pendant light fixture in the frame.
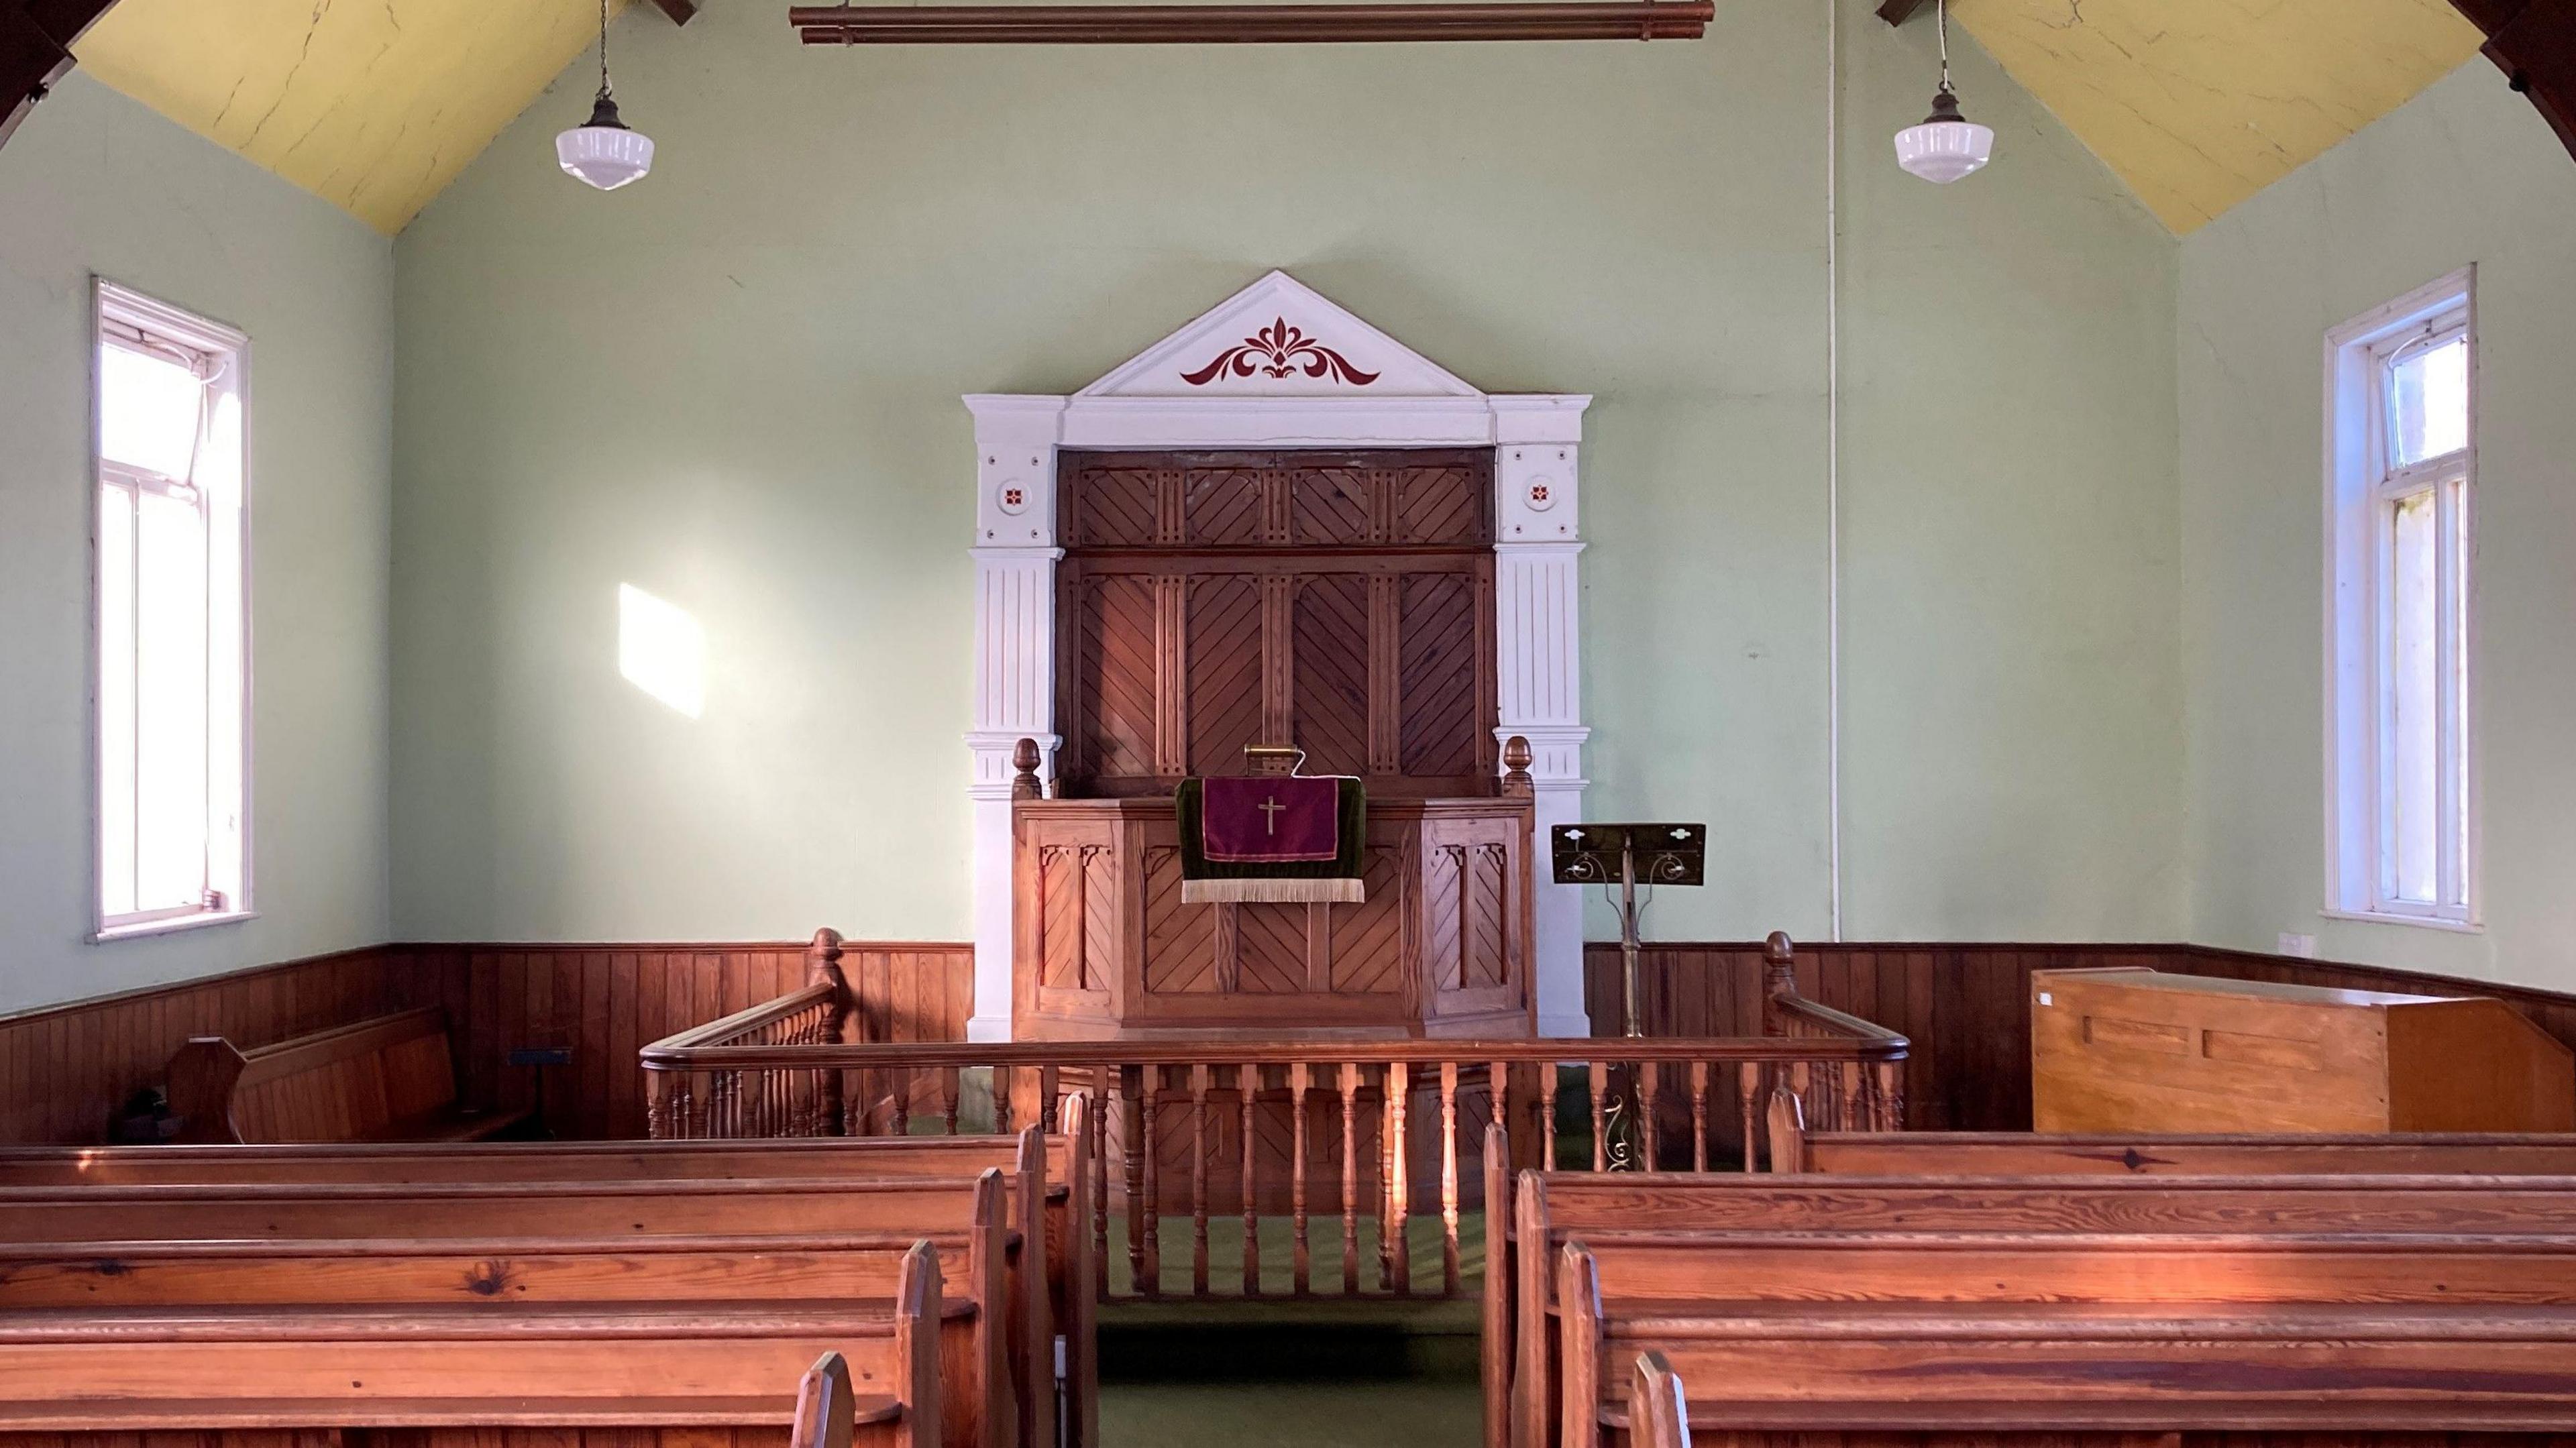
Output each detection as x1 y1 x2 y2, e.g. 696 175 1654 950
557 0 655 190
1892 0 1992 184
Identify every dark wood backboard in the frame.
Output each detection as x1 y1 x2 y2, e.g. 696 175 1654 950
1055 449 1497 798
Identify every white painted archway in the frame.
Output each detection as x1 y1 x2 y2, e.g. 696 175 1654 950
963 271 1591 1039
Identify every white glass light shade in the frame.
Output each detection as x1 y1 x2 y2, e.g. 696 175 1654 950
1894 89 1993 184
1894 118 1994 183
556 93 653 190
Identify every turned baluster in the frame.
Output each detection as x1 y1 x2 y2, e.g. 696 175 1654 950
1189 1063 1212 1296
1089 1078 1112 1300
1240 1063 1260 1296
1122 1064 1146 1297
1587 1061 1610 1173
1290 1062 1312 1296
1689 1061 1710 1172
1386 1062 1411 1296
945 1066 963 1136
647 1072 670 1139
1541 1061 1559 1170
1140 1066 1163 1296
1639 1060 1662 1170
1339 1062 1362 1296
1838 1060 1864 1132
1737 1062 1760 1171
1440 1060 1462 1297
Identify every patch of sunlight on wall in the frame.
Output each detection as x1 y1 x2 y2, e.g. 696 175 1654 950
619 583 704 719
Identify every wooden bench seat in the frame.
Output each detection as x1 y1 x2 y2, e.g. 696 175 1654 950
0 1175 1014 1448
1776 1124 2576 1176
1517 1170 2576 1448
0 1243 943 1448
0 1123 1095 1448
166 1007 533 1145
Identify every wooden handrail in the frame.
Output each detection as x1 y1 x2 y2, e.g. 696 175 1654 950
651 980 838 1052
641 1034 1907 1071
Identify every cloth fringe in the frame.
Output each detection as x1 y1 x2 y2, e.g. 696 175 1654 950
1181 877 1367 905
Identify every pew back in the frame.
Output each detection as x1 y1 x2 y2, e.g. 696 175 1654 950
1527 1172 2576 1448
167 1007 529 1144
1782 1128 2576 1176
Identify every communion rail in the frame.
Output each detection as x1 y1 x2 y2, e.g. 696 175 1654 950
637 932 1908 1302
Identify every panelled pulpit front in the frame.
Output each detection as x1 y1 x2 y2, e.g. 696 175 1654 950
1013 795 1534 1038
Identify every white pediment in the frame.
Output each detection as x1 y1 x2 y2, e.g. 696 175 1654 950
1077 271 1483 400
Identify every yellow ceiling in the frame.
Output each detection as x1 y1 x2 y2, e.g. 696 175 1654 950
1948 0 2488 232
64 0 2489 237
73 0 633 235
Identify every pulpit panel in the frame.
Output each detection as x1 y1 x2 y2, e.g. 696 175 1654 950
1055 449 1497 799
1012 796 1534 1039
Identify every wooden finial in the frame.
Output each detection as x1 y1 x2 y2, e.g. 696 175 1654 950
1011 737 1042 800
1501 735 1534 795
806 926 846 979
1762 930 1796 1000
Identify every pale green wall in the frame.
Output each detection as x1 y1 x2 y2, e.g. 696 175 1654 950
388 0 2181 947
0 75 395 1013
2180 62 2576 990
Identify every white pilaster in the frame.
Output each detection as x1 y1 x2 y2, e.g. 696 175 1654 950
1493 399 1593 1038
965 396 1068 1042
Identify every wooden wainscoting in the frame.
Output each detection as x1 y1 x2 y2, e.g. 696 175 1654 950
0 945 427 1146
398 940 975 1139
1588 941 2576 1133
0 940 972 1146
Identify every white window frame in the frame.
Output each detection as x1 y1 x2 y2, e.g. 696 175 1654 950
90 278 255 942
2323 267 2477 932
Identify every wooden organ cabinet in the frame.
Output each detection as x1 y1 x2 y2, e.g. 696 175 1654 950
1011 449 1537 1042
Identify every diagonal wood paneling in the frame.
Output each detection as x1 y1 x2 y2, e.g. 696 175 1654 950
1058 449 1496 798
1397 571 1480 778
1290 467 1375 545
1066 465 1163 547
1234 905 1309 993
1181 467 1271 546
1464 843 1509 988
1393 463 1487 545
1185 573 1267 775
1291 573 1373 777
1327 847 1408 994
1143 845 1218 993
1079 574 1161 779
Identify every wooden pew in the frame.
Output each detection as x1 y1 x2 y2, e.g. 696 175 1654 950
166 1006 533 1144
1625 1351 1688 1448
799 1349 909 1448
0 1170 1017 1448
1517 1170 2576 1448
1772 1123 2576 1178
0 1117 1099 1448
0 1239 944 1448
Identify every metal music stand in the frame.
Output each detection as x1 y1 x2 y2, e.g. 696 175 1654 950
1552 823 1706 1172
1552 823 1707 1038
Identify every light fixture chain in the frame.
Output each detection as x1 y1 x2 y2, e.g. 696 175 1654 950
599 0 614 101
1937 0 1951 95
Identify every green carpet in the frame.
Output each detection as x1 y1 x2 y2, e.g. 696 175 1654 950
1102 1210 1485 1300
1099 1380 1482 1448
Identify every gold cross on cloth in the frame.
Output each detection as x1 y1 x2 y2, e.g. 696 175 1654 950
1258 796 1286 835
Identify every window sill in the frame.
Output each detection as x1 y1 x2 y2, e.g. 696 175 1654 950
94 909 258 944
2319 908 2483 936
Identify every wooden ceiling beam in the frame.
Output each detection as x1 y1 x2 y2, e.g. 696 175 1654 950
649 0 698 23
792 0 1716 43
0 0 113 150
1877 0 1929 23
2455 0 2576 161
